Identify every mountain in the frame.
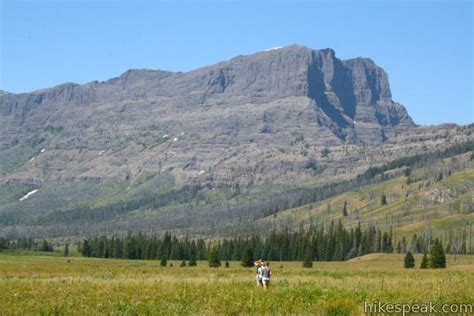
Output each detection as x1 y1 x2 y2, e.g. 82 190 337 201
1 45 414 141
0 45 472 239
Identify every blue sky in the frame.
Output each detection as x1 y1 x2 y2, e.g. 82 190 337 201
1 0 472 125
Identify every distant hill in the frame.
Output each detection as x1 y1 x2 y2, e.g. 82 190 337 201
0 45 472 239
268 151 473 249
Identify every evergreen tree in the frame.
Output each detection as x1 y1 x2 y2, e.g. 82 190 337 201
208 247 221 267
196 239 207 260
158 241 167 260
342 201 348 217
180 260 186 267
404 251 415 268
189 252 197 266
396 240 401 253
381 193 387 206
40 240 52 252
404 167 412 177
381 230 393 253
160 256 167 267
420 252 429 269
430 239 446 268
225 261 230 268
241 247 254 267
303 246 313 268
0 237 7 250
104 243 110 258
63 244 69 257
81 240 92 257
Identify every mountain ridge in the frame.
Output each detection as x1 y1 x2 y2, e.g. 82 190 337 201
0 45 472 238
3 45 382 94
1 45 414 142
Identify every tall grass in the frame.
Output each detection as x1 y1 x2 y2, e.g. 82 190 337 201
0 253 473 315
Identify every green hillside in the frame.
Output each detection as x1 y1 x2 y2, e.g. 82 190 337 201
0 142 473 244
266 152 473 251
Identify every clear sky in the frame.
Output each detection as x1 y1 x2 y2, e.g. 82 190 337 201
1 0 472 125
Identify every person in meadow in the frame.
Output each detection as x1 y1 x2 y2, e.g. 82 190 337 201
261 262 272 289
254 259 263 286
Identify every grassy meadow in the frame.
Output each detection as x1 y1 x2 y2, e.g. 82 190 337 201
1 252 473 315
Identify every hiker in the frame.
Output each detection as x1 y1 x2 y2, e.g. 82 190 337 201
254 259 263 286
261 262 272 289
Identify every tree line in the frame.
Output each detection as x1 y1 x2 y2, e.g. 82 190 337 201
78 221 396 262
358 140 474 182
0 237 54 252
395 228 473 255
78 222 471 265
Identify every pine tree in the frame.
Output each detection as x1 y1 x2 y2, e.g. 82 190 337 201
180 260 186 267
241 247 254 267
208 247 221 267
188 252 197 266
225 261 230 268
160 256 167 267
342 201 348 217
303 246 313 268
404 251 415 268
40 240 50 252
81 240 92 257
0 237 7 250
420 252 429 269
381 193 387 206
63 244 69 257
430 239 446 268
404 167 412 177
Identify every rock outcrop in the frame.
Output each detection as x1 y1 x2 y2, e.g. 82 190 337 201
1 45 468 189
1 45 413 142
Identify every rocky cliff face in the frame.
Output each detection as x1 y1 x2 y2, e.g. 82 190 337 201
1 46 470 187
1 45 413 141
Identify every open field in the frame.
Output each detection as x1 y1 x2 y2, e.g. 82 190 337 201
1 252 473 315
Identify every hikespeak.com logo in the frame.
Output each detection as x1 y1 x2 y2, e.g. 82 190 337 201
364 301 473 315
